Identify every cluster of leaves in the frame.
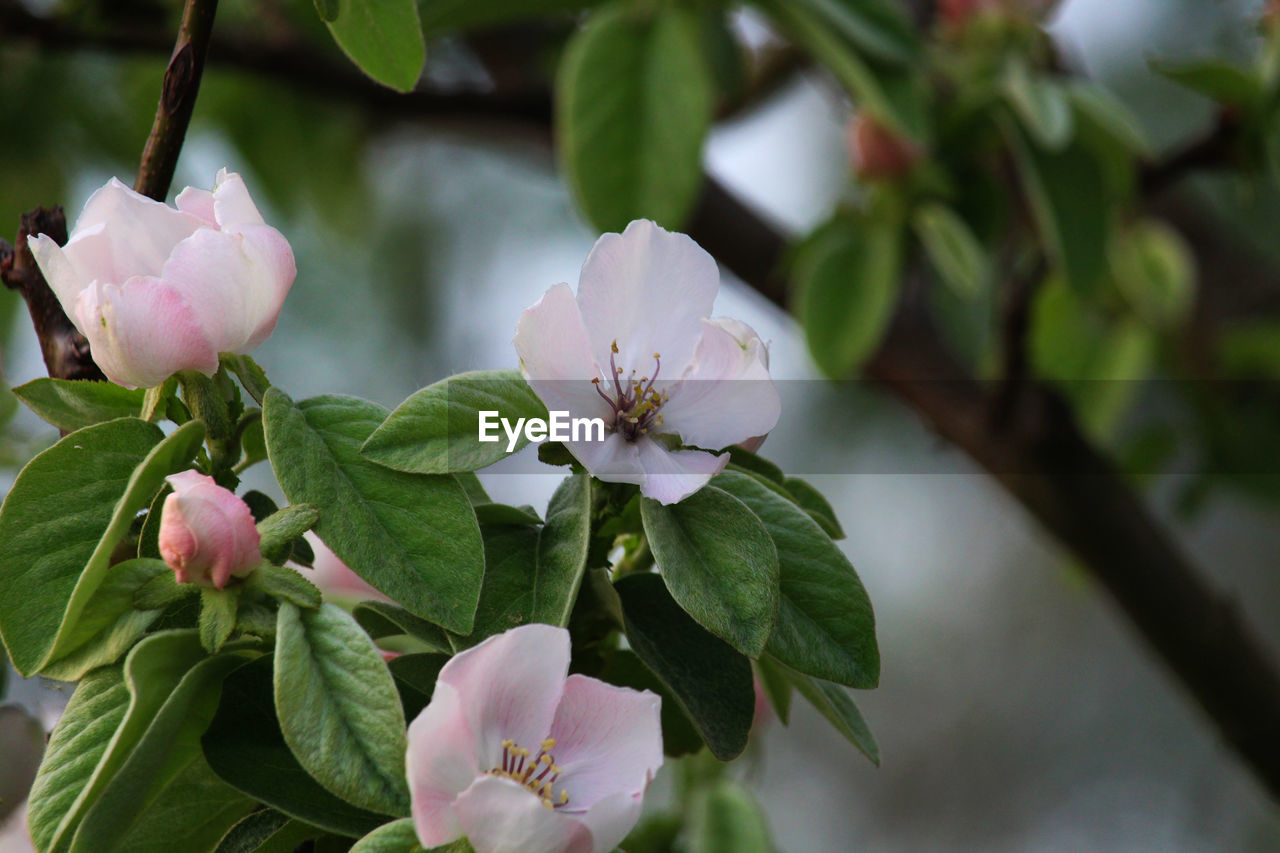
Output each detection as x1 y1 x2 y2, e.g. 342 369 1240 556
0 358 877 851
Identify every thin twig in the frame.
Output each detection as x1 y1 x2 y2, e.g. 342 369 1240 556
134 0 220 200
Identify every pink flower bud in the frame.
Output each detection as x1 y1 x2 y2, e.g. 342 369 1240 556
28 169 295 389
847 114 920 181
159 471 262 589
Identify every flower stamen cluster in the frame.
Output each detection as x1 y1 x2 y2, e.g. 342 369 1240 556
591 340 669 441
491 738 571 810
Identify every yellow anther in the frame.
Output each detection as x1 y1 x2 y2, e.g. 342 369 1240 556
502 739 513 747
591 377 600 384
560 790 569 804
611 340 619 354
541 738 556 749
653 352 660 359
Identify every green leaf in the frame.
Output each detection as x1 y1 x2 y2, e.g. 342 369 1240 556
725 446 784 484
754 655 793 724
1110 218 1195 330
640 487 779 658
387 653 448 720
27 667 131 853
782 477 844 540
324 0 426 93
348 818 426 852
757 0 928 140
786 0 919 66
1006 124 1109 297
247 564 324 610
913 203 989 298
448 524 540 649
67 640 254 853
557 3 714 231
780 661 879 765
362 370 548 475
794 214 902 378
530 473 594 627
28 632 209 853
0 418 204 676
688 780 774 853
215 810 321 853
204 656 389 838
39 558 172 682
220 354 271 407
11 379 146 432
615 573 754 761
263 390 484 634
200 588 241 653
1151 57 1264 109
472 503 543 526
1001 59 1074 150
713 471 878 687
275 603 410 816
352 601 452 652
1065 83 1152 158
257 503 321 563
419 0 599 35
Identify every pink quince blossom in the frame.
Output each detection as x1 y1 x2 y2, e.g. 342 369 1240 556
158 471 262 589
514 220 780 504
407 624 662 853
29 169 295 389
300 532 390 604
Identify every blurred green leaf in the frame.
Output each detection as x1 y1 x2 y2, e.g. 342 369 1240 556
687 780 774 853
1066 83 1153 158
1151 58 1264 109
758 0 928 140
323 0 426 93
913 202 990 298
785 0 919 66
1002 59 1074 151
1111 219 1196 330
419 0 602 35
1006 124 1110 297
794 212 902 378
557 2 715 231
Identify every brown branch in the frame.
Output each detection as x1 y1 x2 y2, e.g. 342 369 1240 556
682 183 1280 802
0 209 104 381
134 0 220 200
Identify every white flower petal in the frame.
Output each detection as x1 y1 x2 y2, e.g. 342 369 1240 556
634 439 729 505
76 277 218 388
660 319 780 450
548 674 662 809
63 177 202 282
211 170 267 228
453 775 594 853
435 623 570 772
27 234 88 332
575 791 646 853
407 681 480 847
576 220 720 377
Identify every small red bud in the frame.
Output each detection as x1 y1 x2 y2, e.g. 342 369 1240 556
847 114 920 181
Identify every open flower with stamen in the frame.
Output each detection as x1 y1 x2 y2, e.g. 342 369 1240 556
406 623 662 853
514 219 780 504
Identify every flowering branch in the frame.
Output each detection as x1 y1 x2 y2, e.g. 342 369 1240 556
133 0 220 201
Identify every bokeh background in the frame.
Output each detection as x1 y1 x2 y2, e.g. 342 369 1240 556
3 0 1280 850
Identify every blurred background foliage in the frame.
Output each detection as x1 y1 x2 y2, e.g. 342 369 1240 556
3 0 1280 849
